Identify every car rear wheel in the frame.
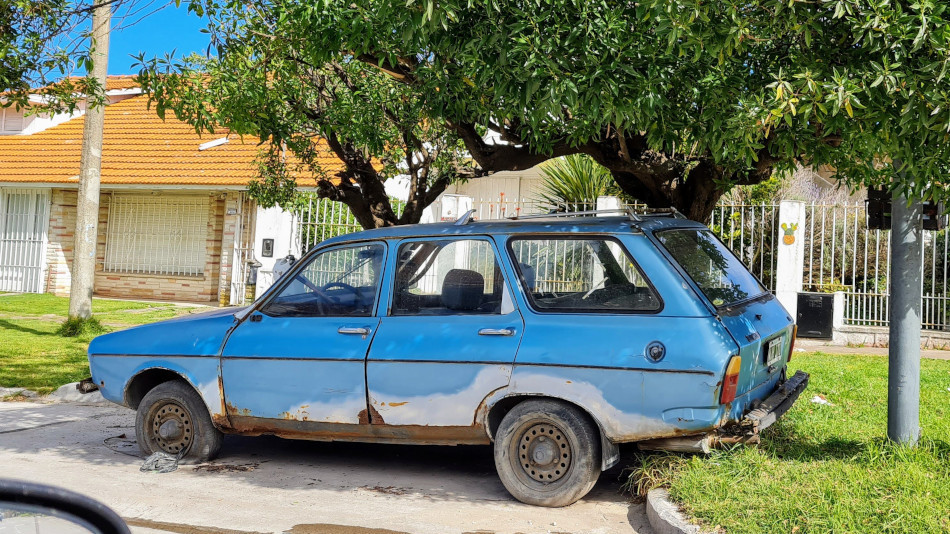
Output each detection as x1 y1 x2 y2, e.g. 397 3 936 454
493 399 601 507
135 380 222 463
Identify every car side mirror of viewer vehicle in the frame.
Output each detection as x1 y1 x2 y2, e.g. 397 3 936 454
0 479 130 534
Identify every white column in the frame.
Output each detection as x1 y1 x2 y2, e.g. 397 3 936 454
252 205 303 295
832 290 846 343
775 200 806 319
596 196 621 211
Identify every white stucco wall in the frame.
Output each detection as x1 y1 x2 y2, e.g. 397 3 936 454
252 206 302 295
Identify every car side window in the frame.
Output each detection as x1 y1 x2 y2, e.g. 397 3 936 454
392 239 505 316
509 237 661 313
260 243 384 317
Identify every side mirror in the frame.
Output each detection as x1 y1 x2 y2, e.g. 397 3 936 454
0 479 130 534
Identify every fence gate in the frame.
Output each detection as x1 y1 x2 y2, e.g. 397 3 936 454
0 188 50 293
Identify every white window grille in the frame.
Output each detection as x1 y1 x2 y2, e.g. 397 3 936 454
104 195 208 276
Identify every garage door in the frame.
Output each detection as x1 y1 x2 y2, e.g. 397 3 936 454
0 188 51 293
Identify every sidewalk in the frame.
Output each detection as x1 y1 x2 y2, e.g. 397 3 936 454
796 339 950 360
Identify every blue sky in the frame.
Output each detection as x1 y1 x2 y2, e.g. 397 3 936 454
107 1 210 75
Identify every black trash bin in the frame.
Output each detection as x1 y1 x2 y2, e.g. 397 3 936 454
797 292 834 339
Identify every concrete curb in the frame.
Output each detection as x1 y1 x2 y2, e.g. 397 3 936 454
646 488 716 534
0 387 38 399
44 382 109 404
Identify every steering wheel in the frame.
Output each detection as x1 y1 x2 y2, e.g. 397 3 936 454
320 281 363 304
293 275 329 315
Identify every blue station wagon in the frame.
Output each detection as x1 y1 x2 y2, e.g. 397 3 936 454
88 210 808 507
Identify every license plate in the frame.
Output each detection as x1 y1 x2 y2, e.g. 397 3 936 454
765 337 783 366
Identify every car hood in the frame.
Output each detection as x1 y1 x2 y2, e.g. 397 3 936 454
88 306 246 357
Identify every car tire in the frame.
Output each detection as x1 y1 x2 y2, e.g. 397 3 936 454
135 380 222 464
493 399 601 507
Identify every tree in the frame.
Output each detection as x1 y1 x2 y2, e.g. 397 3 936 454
68 1 110 322
137 34 476 229
1 0 128 112
167 0 950 220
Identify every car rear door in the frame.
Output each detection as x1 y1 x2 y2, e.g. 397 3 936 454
365 237 523 434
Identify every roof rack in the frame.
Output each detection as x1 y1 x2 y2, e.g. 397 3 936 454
638 207 688 219
459 206 689 224
454 209 477 225
507 208 644 222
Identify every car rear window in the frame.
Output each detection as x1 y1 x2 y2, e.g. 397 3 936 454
655 229 766 308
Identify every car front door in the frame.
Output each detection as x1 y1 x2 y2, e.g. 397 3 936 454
221 242 386 426
365 237 523 437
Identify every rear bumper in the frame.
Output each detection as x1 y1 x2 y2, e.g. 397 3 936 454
638 370 809 453
740 370 809 433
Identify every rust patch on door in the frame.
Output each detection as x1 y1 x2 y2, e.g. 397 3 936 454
225 402 252 417
357 405 385 425
226 415 490 445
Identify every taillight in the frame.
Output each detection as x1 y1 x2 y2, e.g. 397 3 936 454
788 325 798 363
720 355 742 404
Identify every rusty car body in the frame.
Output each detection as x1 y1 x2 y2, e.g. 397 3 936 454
88 210 808 506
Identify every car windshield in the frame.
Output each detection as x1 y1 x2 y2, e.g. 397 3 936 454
656 228 766 308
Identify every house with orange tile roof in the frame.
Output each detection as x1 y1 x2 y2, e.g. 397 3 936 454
0 75 342 304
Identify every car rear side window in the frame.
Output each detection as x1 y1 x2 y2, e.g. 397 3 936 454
392 239 506 315
508 237 661 313
655 228 766 308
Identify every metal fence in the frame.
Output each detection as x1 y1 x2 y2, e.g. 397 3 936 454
295 196 406 254
291 196 950 331
801 203 949 330
708 204 781 292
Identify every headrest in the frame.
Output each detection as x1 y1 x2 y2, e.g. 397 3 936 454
441 269 484 311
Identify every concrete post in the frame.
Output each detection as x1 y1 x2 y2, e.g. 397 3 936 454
68 5 110 320
775 200 806 319
888 187 922 445
832 291 846 343
596 196 621 211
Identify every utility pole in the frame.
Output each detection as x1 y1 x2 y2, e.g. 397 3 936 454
68 2 111 320
888 164 922 446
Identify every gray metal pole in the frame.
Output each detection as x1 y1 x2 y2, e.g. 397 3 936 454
887 180 922 445
68 3 111 320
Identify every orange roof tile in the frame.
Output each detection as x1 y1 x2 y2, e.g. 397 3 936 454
0 94 343 188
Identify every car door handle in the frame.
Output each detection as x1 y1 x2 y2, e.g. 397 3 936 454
478 328 515 336
338 327 370 336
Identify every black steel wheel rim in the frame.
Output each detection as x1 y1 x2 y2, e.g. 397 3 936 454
511 421 573 484
148 400 193 455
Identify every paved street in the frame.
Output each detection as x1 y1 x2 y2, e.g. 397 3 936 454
0 400 651 534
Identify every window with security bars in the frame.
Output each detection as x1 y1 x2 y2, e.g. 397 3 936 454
104 195 209 276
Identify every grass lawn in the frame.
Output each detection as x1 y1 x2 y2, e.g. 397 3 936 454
0 294 209 394
639 352 950 534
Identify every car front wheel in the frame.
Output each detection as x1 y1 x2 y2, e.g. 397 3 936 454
493 399 601 507
135 380 222 463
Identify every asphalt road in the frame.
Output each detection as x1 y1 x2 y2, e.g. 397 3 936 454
0 400 652 534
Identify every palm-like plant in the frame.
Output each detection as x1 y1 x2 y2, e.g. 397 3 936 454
537 155 619 211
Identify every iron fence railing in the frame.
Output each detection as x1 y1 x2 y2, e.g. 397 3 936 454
292 196 950 331
803 203 949 330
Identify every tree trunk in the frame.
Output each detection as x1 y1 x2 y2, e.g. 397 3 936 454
671 161 726 222
609 160 724 222
68 4 110 320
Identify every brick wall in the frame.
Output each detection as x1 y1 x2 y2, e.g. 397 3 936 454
44 189 75 296
45 189 228 304
217 192 242 306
